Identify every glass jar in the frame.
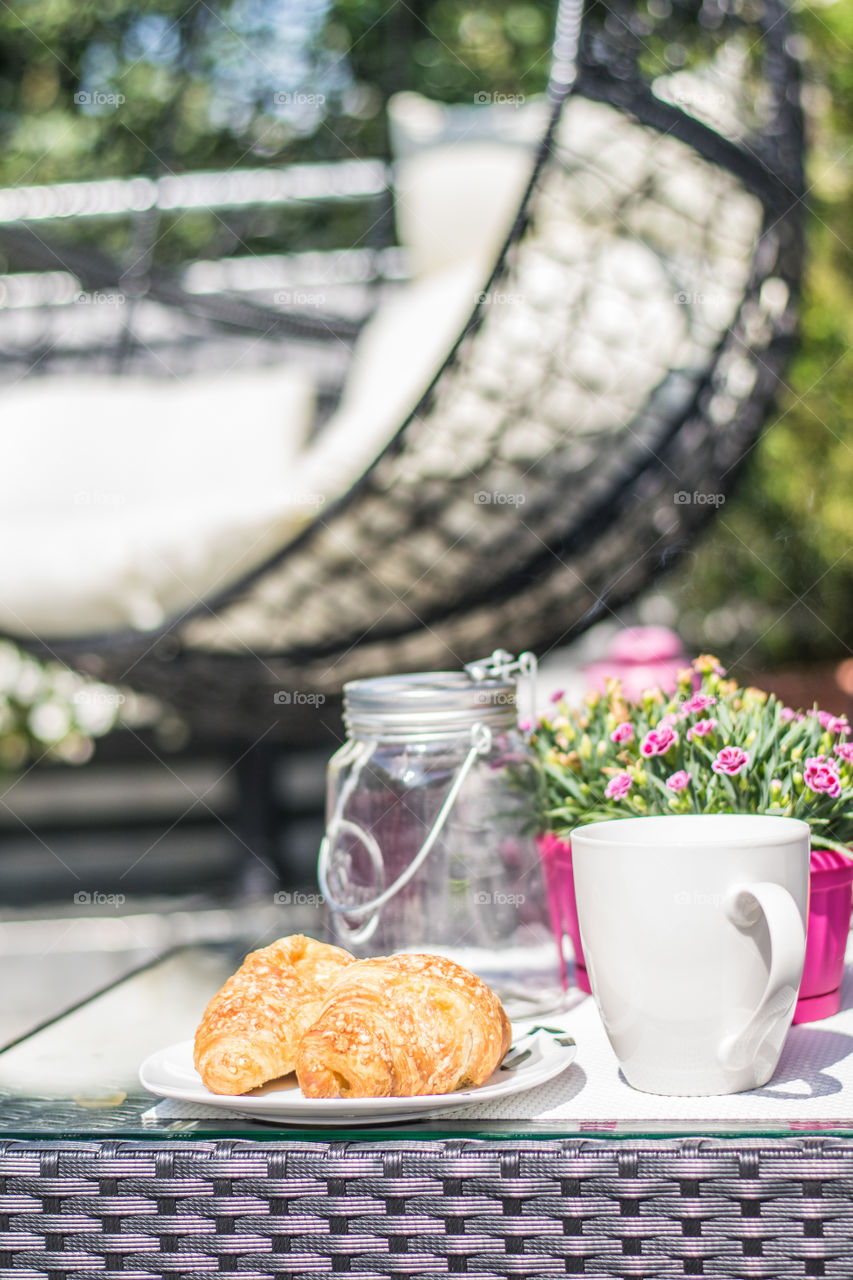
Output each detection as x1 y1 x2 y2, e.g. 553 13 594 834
318 653 563 1016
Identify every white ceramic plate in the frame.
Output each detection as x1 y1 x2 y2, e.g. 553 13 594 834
139 1025 578 1126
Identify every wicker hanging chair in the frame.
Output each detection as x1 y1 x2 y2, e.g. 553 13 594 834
4 0 803 742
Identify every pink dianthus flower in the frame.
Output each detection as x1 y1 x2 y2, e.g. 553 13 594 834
604 772 633 801
804 755 841 798
640 726 679 757
712 746 750 776
682 692 717 715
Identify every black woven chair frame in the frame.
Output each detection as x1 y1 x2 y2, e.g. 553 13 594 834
5 0 805 743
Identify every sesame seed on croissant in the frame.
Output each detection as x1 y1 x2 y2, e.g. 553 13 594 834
295 952 511 1098
193 934 353 1095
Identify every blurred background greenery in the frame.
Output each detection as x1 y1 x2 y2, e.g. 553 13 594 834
0 0 849 676
675 1 853 671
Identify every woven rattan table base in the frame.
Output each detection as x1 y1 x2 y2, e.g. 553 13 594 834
2 1135 853 1278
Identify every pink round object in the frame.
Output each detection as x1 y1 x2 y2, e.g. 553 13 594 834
583 626 691 699
607 626 685 664
584 659 688 700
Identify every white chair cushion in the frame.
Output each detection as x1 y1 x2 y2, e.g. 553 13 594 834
388 91 546 278
288 96 545 509
292 260 489 501
0 365 315 637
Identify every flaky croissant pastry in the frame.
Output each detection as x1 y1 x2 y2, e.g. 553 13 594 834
194 934 353 1094
295 952 511 1098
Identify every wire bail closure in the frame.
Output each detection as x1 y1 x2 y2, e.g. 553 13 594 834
465 648 538 731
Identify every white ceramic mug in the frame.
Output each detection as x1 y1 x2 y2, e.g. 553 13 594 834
571 814 810 1095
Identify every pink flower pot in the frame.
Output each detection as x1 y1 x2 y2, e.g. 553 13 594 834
537 833 591 993
792 847 853 1024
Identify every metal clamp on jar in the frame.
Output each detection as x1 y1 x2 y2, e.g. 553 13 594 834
317 651 563 1015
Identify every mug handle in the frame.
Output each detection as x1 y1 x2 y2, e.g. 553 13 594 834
718 882 805 1073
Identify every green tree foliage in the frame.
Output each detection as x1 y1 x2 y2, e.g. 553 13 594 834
0 0 338 181
670 2 853 668
0 0 558 186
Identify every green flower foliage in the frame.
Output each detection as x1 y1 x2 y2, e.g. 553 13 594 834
532 656 853 852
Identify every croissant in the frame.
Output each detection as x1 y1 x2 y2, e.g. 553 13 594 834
194 934 353 1094
295 952 511 1098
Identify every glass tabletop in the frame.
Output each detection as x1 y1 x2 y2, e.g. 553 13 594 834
2 940 853 1141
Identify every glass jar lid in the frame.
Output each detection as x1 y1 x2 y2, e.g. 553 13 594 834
343 669 518 741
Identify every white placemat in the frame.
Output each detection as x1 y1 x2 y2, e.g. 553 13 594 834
142 953 853 1126
143 1097 236 1123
